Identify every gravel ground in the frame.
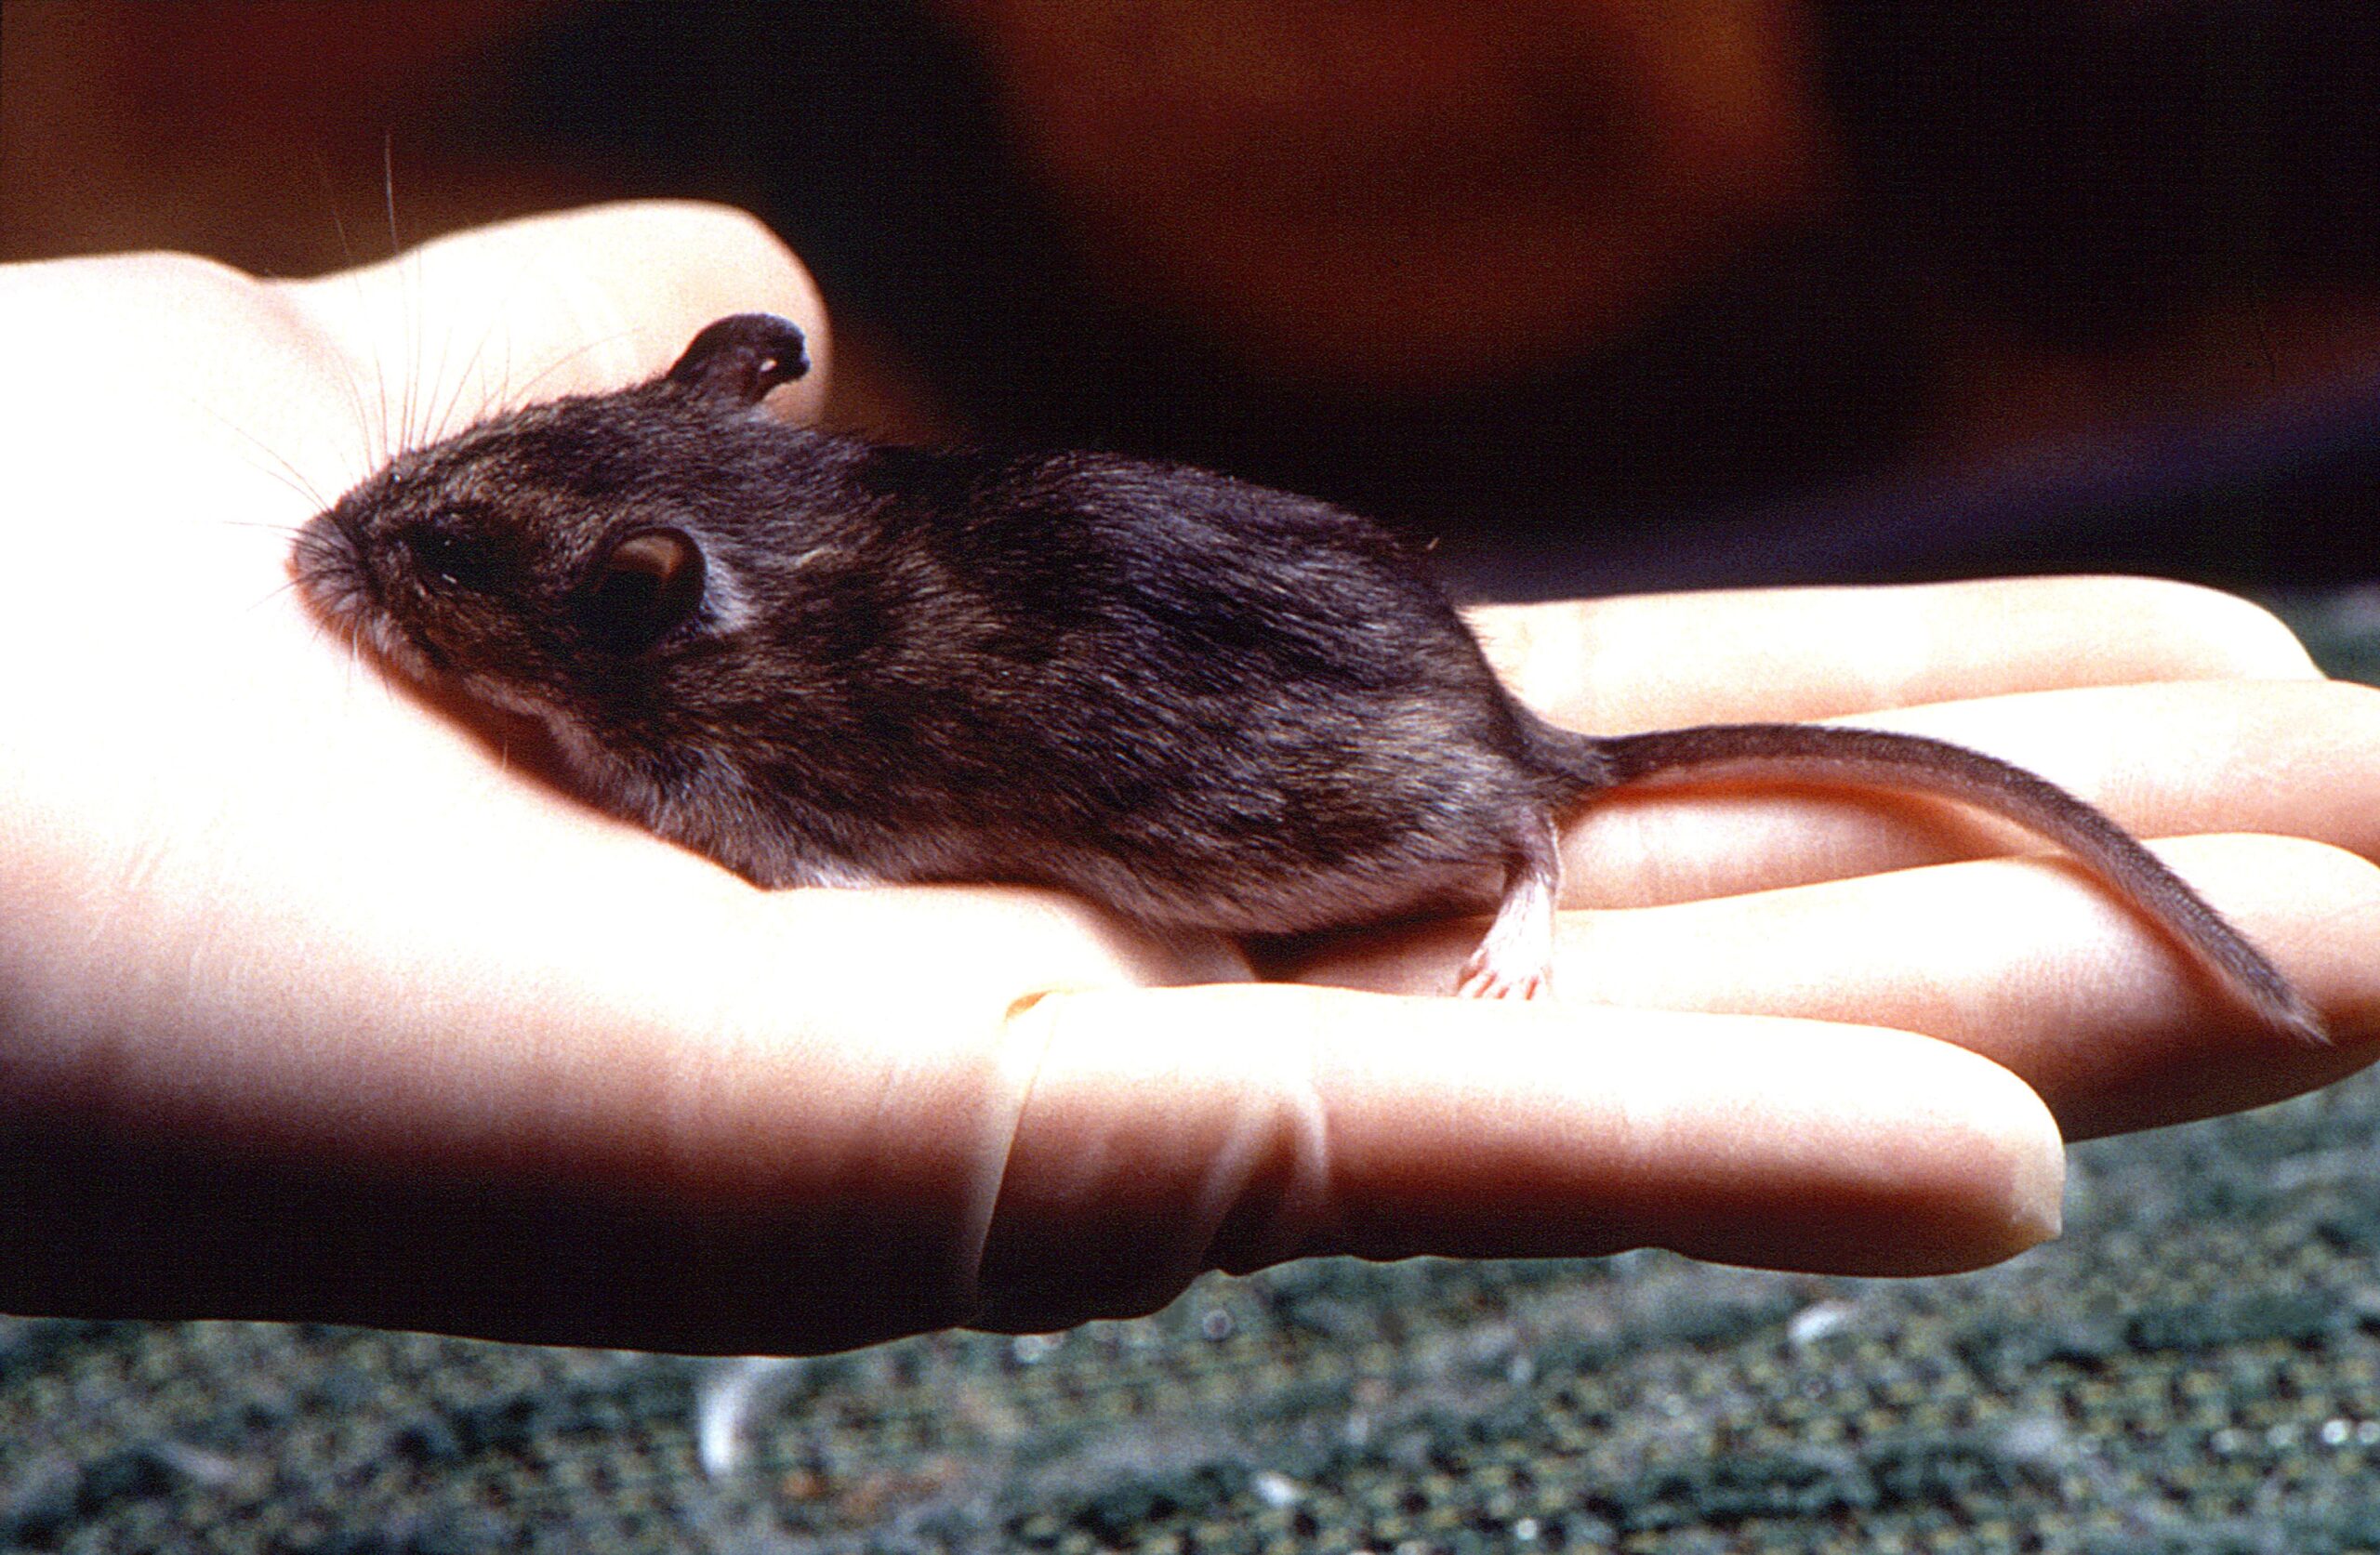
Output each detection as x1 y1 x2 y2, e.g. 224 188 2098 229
4 592 2373 1555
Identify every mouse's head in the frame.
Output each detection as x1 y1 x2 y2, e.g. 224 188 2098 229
292 313 812 765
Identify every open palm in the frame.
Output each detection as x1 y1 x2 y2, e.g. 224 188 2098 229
0 203 2371 1355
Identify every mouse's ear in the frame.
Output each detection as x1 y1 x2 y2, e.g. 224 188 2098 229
577 527 707 652
665 313 812 406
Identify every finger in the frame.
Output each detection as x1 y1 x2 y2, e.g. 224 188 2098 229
1466 575 2319 730
1552 678 2380 907
1291 834 2380 1140
972 986 2066 1334
280 200 830 428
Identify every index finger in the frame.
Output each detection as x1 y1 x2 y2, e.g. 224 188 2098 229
1467 577 2320 731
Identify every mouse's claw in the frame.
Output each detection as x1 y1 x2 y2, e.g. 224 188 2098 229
1456 951 1552 1001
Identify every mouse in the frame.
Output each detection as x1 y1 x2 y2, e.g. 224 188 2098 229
288 311 2324 1044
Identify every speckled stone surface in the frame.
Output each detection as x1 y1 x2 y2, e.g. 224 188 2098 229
4 593 2373 1554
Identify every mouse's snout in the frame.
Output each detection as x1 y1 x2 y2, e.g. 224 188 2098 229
288 508 372 620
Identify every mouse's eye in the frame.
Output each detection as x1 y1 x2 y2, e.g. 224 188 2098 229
577 527 706 652
404 525 509 590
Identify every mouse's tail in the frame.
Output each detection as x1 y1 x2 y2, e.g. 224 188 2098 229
1534 718 2327 1047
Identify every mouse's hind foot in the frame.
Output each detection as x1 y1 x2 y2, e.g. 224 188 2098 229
1454 811 1561 1000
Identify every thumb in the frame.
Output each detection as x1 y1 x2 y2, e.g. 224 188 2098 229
277 200 832 446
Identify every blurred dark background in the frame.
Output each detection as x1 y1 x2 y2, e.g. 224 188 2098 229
6 0 2379 598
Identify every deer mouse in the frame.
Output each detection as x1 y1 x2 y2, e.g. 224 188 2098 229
289 313 2323 1043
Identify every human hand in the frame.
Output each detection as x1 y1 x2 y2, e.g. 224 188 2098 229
1313 583 2380 1142
0 203 2369 1356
